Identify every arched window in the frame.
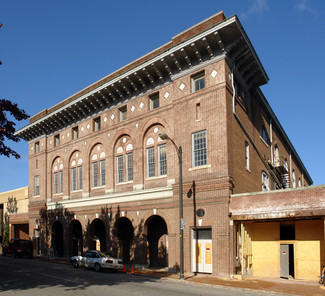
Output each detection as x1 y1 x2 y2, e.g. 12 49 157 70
53 157 63 195
115 135 134 184
274 144 279 166
261 170 269 191
292 170 296 188
70 151 83 192
90 144 106 188
144 125 167 178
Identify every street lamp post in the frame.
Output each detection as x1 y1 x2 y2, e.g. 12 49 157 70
159 132 184 280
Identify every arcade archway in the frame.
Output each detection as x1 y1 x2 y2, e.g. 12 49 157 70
52 221 64 257
69 220 83 256
89 219 106 252
115 217 134 263
146 215 168 267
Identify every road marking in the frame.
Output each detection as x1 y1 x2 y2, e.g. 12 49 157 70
39 273 77 283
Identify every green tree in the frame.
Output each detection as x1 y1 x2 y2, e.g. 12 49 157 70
2 224 9 247
0 99 29 159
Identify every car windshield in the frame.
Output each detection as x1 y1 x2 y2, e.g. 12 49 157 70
98 251 109 258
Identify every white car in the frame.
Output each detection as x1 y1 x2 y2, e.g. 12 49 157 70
70 250 123 272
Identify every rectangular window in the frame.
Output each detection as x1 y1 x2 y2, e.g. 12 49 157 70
100 160 105 186
78 166 82 190
147 147 155 178
71 167 77 191
59 171 63 193
192 130 207 167
245 141 250 170
73 126 79 140
92 162 98 187
35 142 40 153
126 153 133 181
280 223 295 240
192 72 205 92
119 106 127 122
158 144 167 176
117 155 123 183
54 134 60 146
34 176 40 196
149 92 159 110
93 117 101 131
53 172 58 194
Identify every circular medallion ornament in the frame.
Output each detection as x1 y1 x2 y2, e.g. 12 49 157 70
196 209 205 217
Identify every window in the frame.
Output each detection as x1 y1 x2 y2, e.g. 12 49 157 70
196 103 201 121
274 145 279 166
92 162 98 187
192 130 207 167
158 144 167 176
260 125 268 143
93 117 101 132
34 176 40 196
71 166 82 191
147 147 155 178
100 159 105 186
71 167 77 191
35 142 40 153
73 126 79 140
54 134 60 146
284 158 288 172
117 155 123 183
92 160 105 187
126 153 133 182
149 92 159 110
298 178 301 187
280 223 295 240
119 106 127 122
245 141 250 170
292 169 296 188
53 171 63 194
78 166 83 190
192 72 205 92
261 170 269 191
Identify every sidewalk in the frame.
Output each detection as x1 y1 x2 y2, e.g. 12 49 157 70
129 267 325 296
46 258 324 296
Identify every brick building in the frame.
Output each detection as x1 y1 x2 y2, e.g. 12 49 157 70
16 11 313 277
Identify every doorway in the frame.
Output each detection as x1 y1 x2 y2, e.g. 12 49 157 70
280 244 294 279
191 228 212 273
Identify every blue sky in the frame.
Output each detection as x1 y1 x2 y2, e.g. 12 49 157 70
0 0 324 192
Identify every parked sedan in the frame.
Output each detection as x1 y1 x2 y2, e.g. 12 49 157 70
70 250 123 272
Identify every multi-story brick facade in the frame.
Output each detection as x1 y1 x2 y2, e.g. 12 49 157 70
16 11 312 277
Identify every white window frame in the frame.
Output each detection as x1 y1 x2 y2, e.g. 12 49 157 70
119 106 127 122
147 147 155 178
192 130 207 167
93 117 101 132
78 166 82 190
117 155 123 183
245 141 250 170
34 176 40 196
100 159 105 186
261 170 269 191
71 167 77 191
292 169 296 188
126 153 133 182
149 93 159 110
158 144 167 176
192 72 205 92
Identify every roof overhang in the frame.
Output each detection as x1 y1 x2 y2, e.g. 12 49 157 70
15 15 268 142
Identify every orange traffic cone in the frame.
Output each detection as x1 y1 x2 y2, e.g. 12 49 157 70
131 265 134 274
123 265 126 273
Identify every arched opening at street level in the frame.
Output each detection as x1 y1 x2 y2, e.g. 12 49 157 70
115 217 134 263
69 220 83 256
146 215 168 267
89 219 106 252
51 221 64 257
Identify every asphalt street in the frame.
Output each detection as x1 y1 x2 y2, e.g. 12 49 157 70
0 256 286 296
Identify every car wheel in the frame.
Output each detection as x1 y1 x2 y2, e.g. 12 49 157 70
72 260 79 268
94 263 101 272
